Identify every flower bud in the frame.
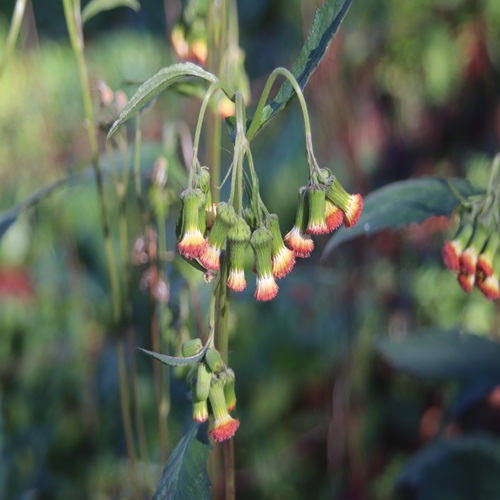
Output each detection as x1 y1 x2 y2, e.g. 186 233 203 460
222 369 236 412
306 186 328 235
181 338 203 358
177 188 207 259
284 188 314 258
205 348 224 374
199 202 238 270
251 226 278 301
266 214 295 279
326 177 363 228
459 223 489 275
192 400 209 423
226 217 251 292
195 362 212 402
208 378 240 442
442 223 473 272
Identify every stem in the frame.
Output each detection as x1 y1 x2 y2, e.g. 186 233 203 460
0 0 27 80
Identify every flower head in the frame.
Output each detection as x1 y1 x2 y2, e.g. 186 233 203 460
284 188 314 258
458 273 475 294
306 186 328 235
477 274 500 301
326 177 363 228
477 232 499 278
266 214 295 279
177 188 207 259
442 224 473 272
193 400 209 423
325 199 344 232
208 378 239 442
459 224 489 275
251 226 278 301
226 217 251 292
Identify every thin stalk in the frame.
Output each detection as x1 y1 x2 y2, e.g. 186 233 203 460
0 0 28 80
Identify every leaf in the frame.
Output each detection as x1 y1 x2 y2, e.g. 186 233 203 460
138 345 208 367
396 434 500 500
153 421 212 500
107 63 218 139
0 175 83 241
81 0 140 25
375 329 500 382
250 0 353 137
323 177 483 257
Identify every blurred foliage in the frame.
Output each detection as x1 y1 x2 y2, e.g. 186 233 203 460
1 0 500 498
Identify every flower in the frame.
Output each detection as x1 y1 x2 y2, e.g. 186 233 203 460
306 186 328 235
177 188 207 259
284 188 314 258
226 217 251 292
442 224 473 272
458 273 475 294
477 232 499 278
459 224 488 275
251 226 278 301
208 378 239 442
199 202 238 271
325 199 344 232
326 177 363 228
193 400 209 423
266 214 295 279
477 274 500 301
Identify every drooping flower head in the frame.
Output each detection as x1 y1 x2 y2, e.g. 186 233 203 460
326 177 363 228
266 214 295 279
458 272 475 294
476 252 500 300
325 199 344 232
199 202 238 271
193 400 209 423
208 377 240 442
442 223 473 273
284 188 314 258
459 223 489 276
306 186 328 235
226 217 251 292
477 231 499 278
177 188 207 259
251 225 279 301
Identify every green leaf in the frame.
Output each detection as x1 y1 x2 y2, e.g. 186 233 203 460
397 434 500 500
153 421 212 500
107 63 218 139
0 175 82 241
323 177 483 257
251 0 352 136
138 345 208 367
81 0 140 25
375 329 500 381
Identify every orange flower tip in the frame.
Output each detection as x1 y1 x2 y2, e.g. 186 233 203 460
255 274 279 301
477 276 500 301
458 273 474 294
272 245 296 279
459 248 478 275
177 230 207 259
442 240 461 272
325 207 344 232
199 244 221 271
344 194 363 228
306 222 329 235
284 227 314 258
210 417 240 442
227 269 246 292
226 402 236 413
477 254 494 278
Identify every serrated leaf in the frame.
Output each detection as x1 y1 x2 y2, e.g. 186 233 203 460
323 177 483 257
81 0 140 25
397 434 500 500
138 345 208 367
107 63 218 139
375 330 500 381
153 421 212 500
248 0 352 138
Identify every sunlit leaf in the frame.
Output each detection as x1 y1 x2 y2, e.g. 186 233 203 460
323 177 483 257
249 0 352 138
107 63 218 139
153 421 212 500
138 345 208 367
81 0 140 25
375 329 500 381
397 434 500 500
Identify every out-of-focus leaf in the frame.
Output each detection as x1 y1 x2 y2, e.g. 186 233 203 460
138 345 207 367
248 0 352 139
323 177 483 257
397 434 500 500
153 421 212 500
375 330 500 381
108 63 218 139
81 0 140 25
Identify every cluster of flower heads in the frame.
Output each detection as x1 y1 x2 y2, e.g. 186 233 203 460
176 166 363 301
442 217 500 300
182 339 238 442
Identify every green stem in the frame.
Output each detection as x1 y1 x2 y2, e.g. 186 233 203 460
0 0 27 80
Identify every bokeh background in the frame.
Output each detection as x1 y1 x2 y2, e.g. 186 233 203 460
1 0 500 498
